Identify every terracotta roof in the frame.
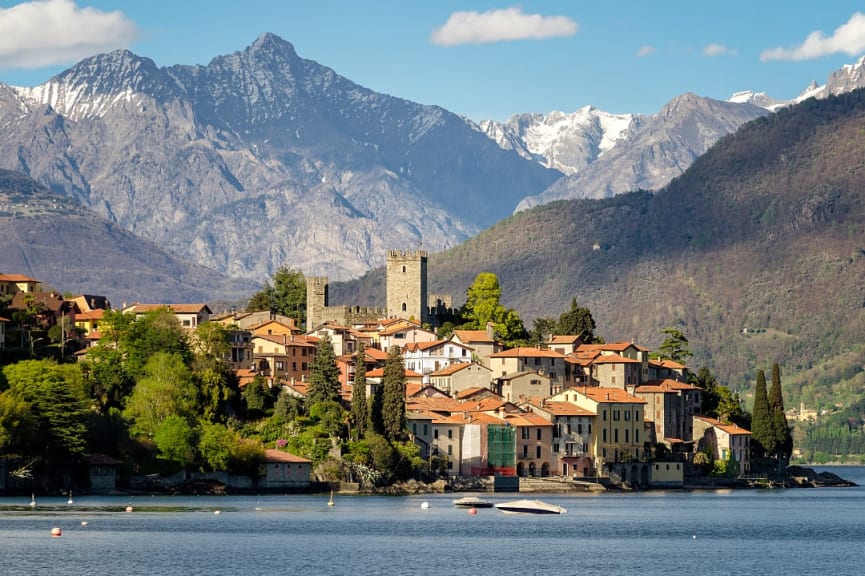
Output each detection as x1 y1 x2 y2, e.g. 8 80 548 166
251 334 316 347
502 412 553 427
126 303 212 314
264 449 312 463
694 416 751 435
529 400 595 417
591 353 641 364
549 335 582 344
572 387 646 404
430 362 473 376
490 347 566 359
456 387 495 399
577 341 650 353
366 368 422 378
0 316 10 322
0 273 39 282
635 379 701 393
452 330 495 343
497 370 549 382
649 359 686 369
75 309 105 321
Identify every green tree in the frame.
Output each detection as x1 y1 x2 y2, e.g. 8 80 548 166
197 421 237 472
247 266 307 328
369 378 384 436
123 352 198 438
556 298 597 343
529 316 557 345
654 328 693 364
751 369 774 458
242 374 269 419
460 272 526 347
2 360 89 461
769 362 793 459
154 415 196 467
307 336 340 406
0 391 37 454
351 343 369 440
381 345 406 442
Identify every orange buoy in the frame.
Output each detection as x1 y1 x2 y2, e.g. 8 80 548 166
468 507 478 515
50 527 62 537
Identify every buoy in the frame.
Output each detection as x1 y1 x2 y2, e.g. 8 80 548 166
30 494 36 508
327 490 335 507
125 505 134 513
468 507 478 515
67 491 74 505
214 510 221 515
50 527 62 537
81 521 88 527
420 501 430 509
692 535 697 539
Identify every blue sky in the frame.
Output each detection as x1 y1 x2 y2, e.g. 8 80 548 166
1 1 865 121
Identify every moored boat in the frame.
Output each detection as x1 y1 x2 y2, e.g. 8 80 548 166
452 496 494 508
494 499 567 515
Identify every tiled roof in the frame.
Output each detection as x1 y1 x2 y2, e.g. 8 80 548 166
636 379 701 393
0 273 39 282
591 353 641 364
549 335 582 344
264 449 312 463
430 362 473 376
490 347 566 359
126 303 211 314
503 412 553 427
649 359 686 369
456 387 490 399
252 334 316 347
529 400 595 417
453 330 495 343
573 387 646 404
694 416 751 435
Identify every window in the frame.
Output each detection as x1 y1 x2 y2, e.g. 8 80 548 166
588 423 592 434
624 410 630 421
549 372 556 381
301 363 308 371
412 423 417 434
434 430 439 439
448 445 453 455
534 358 540 366
402 303 407 312
614 429 619 443
613 410 620 421
521 428 530 440
523 445 528 457
635 429 639 443
447 429 453 439
553 443 559 453
423 424 428 435
603 410 607 421
576 423 581 434
625 429 629 443
292 362 297 371
536 446 541 458
602 429 607 442
536 429 541 440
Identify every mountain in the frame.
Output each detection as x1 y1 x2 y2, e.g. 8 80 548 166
0 169 258 305
499 56 865 212
336 89 865 403
0 33 561 282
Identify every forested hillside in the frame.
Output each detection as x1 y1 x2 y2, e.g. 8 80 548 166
335 90 865 406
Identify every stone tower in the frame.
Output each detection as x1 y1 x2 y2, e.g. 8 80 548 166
386 250 428 324
305 276 329 331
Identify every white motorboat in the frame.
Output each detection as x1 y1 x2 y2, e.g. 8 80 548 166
494 499 567 515
452 496 494 508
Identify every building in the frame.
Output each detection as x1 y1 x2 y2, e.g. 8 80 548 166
123 303 211 329
450 328 501 368
304 276 385 332
693 416 751 475
0 273 39 296
526 400 595 477
250 334 317 386
403 339 473 380
428 362 492 397
489 347 568 394
262 449 312 489
495 370 552 403
634 379 702 442
504 411 554 477
378 319 436 353
386 250 429 324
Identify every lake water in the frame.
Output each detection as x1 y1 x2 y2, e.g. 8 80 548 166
2 466 864 576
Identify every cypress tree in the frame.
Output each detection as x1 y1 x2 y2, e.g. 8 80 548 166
350 342 368 440
381 345 407 443
307 336 341 406
769 362 793 459
751 369 775 458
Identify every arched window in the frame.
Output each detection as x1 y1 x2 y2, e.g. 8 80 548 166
402 302 407 312
402 265 406 273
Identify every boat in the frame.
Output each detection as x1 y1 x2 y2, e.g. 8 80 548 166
327 490 335 507
494 499 567 515
452 496 494 508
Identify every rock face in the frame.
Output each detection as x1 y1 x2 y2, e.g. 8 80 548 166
515 94 769 209
0 33 560 281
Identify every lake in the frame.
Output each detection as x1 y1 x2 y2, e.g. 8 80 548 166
2 466 863 576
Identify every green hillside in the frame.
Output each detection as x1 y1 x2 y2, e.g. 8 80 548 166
336 90 865 408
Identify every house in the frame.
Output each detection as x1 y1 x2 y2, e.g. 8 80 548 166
0 273 39 296
250 319 301 338
262 449 312 489
494 370 552 403
450 327 501 367
225 329 253 370
591 354 643 391
402 339 473 381
547 335 583 355
526 400 595 477
378 319 437 353
337 346 387 387
250 334 317 386
428 362 492 397
307 322 371 357
430 413 464 475
68 294 110 313
408 412 434 459
85 453 122 494
648 358 690 381
212 310 300 332
503 411 554 477
73 309 105 339
489 347 568 394
576 341 651 385
634 379 702 442
693 416 751 475
123 303 211 329
8 291 74 328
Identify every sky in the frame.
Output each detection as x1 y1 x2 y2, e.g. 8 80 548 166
1 1 865 121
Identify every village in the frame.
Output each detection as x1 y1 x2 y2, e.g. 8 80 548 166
0 251 758 493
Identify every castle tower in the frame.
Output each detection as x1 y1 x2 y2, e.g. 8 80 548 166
305 276 329 332
386 250 428 324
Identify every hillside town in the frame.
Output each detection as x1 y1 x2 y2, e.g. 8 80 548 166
0 249 772 494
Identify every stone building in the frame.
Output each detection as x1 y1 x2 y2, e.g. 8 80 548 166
386 249 429 324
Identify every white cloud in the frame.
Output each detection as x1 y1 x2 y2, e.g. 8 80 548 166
430 7 578 46
635 45 655 58
0 0 139 69
761 12 865 61
704 43 734 57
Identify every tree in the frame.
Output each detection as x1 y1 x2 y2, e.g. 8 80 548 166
751 369 775 458
460 272 527 347
123 352 199 438
769 362 793 459
197 421 237 472
654 328 693 364
381 345 406 442
692 366 721 416
154 415 196 468
247 266 307 327
556 298 597 343
242 374 268 419
350 343 369 440
529 316 557 345
307 336 341 406
0 391 37 454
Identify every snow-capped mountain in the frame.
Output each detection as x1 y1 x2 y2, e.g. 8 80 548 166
478 107 641 176
0 33 559 281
